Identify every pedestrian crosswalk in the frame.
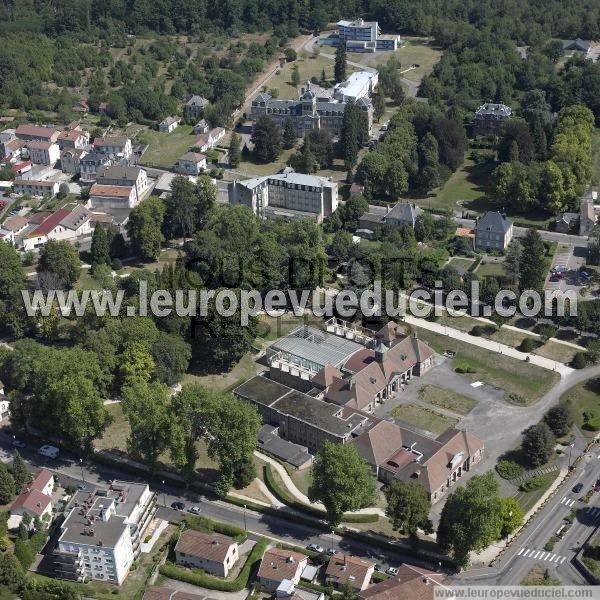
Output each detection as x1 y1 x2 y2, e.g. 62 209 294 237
517 548 567 563
560 496 577 507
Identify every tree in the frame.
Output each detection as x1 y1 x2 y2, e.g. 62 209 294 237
417 132 440 192
340 103 367 170
90 225 110 269
152 333 191 386
126 197 165 260
334 42 347 83
37 240 81 290
0 552 24 591
385 480 431 545
228 132 241 168
308 442 377 527
295 136 317 174
283 118 296 149
338 583 359 600
522 422 555 467
437 472 508 568
431 117 467 171
11 452 30 494
251 116 282 163
0 463 15 504
518 229 546 292
544 405 573 437
505 239 522 284
122 379 172 473
500 497 524 539
18 522 28 541
57 183 69 199
0 241 28 337
291 64 300 87
498 121 535 164
373 87 386 122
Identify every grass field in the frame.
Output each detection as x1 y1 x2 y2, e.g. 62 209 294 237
475 261 507 278
447 257 475 272
364 38 442 83
183 351 258 392
418 384 478 415
533 340 578 365
390 402 458 435
415 328 560 403
488 327 536 349
561 378 600 437
236 147 296 177
423 158 494 212
139 125 196 168
513 471 559 513
521 564 562 586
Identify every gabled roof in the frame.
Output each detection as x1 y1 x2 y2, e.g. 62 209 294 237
325 553 374 589
312 363 343 388
186 95 209 107
97 166 143 181
384 202 422 224
27 208 72 237
352 421 405 468
359 564 447 600
90 184 134 198
179 152 206 163
257 547 307 582
475 103 512 118
30 469 53 492
15 124 58 139
475 211 513 234
27 140 54 151
175 529 237 562
2 215 28 232
12 488 52 516
94 136 129 148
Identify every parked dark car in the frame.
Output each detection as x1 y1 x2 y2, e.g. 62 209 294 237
594 480 600 492
572 483 584 494
171 501 185 510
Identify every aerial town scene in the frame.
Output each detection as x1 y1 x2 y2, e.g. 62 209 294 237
1 1 600 599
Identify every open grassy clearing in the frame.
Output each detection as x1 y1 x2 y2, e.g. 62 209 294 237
488 327 536 349
423 158 494 212
390 402 458 435
521 564 562 586
138 125 196 168
561 378 600 437
236 146 296 177
446 257 475 272
475 261 508 278
364 38 442 84
183 351 258 392
533 340 578 365
415 328 559 403
418 384 478 415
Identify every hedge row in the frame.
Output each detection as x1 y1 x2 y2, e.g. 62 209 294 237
185 515 247 543
263 465 379 524
160 538 268 592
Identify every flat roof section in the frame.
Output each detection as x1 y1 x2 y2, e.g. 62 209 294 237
234 376 290 406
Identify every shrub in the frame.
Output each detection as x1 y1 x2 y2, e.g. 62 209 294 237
14 539 34 569
520 338 534 352
185 515 247 543
535 324 558 340
496 460 524 480
470 326 485 337
572 352 588 369
507 393 527 405
584 416 600 431
111 258 123 270
544 541 555 552
454 360 476 374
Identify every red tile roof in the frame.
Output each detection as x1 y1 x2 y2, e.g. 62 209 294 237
11 488 52 516
359 564 447 600
31 469 53 492
27 140 53 150
15 124 57 140
90 184 133 198
28 208 71 238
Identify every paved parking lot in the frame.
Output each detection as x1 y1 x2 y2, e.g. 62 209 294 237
545 243 588 294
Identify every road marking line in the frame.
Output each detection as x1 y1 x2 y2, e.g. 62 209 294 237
560 497 567 504
549 554 556 561
560 557 567 563
532 551 540 558
541 552 549 560
554 556 561 563
523 549 531 557
517 548 524 556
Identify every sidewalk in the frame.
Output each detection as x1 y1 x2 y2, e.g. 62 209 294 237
403 315 573 377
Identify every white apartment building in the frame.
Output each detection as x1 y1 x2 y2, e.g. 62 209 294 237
54 482 156 585
229 171 338 223
96 166 149 204
13 179 59 197
334 71 378 102
93 136 133 160
337 19 399 52
27 141 61 166
177 152 207 175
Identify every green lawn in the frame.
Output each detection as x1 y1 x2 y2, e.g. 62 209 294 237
139 125 197 169
447 257 475 272
488 327 536 349
521 564 562 586
422 158 494 212
182 351 258 392
417 384 478 415
513 471 559 513
561 378 600 437
390 402 458 435
415 328 560 404
235 147 296 177
475 261 507 278
533 340 578 365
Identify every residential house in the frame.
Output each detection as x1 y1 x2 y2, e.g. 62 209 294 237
229 171 338 223
27 140 60 166
159 116 180 133
96 166 149 204
53 482 156 585
93 136 133 160
2 138 26 160
175 529 239 577
257 547 308 593
359 202 422 232
177 152 207 175
555 212 579 234
0 228 14 244
194 119 209 134
11 488 53 521
0 381 9 420
0 128 15 144
474 211 513 251
358 564 448 600
194 127 225 152
15 124 59 144
325 554 375 591
2 215 28 237
251 87 372 139
23 204 93 251
57 128 90 150
473 103 512 136
562 38 591 52
336 19 400 52
185 95 209 119
80 151 112 182
13 179 58 197
30 469 55 496
89 184 137 210
61 148 88 175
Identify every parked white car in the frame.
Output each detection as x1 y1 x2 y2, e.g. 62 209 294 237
38 445 59 458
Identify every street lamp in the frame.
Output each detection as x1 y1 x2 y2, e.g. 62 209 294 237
79 459 85 485
243 504 247 531
569 443 575 468
161 480 166 507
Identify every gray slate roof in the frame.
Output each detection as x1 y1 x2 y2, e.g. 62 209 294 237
475 211 513 234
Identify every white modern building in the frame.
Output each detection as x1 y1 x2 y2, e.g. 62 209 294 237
337 19 400 52
27 141 61 166
93 136 133 160
334 71 378 102
96 166 149 204
54 482 156 585
13 179 59 197
158 116 180 133
229 171 338 222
